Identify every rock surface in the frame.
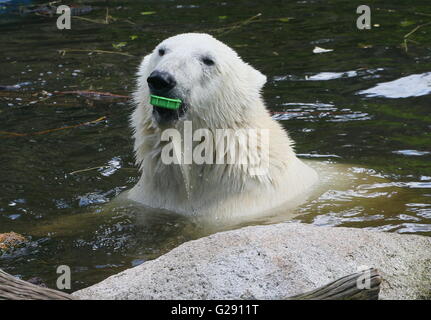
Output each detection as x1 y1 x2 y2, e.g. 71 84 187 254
73 223 431 300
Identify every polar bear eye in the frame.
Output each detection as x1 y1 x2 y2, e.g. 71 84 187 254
201 57 215 66
158 48 166 56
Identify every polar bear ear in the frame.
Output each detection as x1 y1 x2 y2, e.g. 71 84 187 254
245 63 267 90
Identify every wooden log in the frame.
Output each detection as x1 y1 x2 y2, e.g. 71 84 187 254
287 268 381 300
0 269 75 300
0 268 381 300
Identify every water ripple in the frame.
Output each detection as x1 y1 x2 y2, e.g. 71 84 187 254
359 72 431 98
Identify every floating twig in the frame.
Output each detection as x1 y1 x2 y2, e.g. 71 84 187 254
404 21 431 39
0 116 107 137
402 21 431 52
211 13 262 36
55 90 131 100
68 166 110 175
72 7 114 24
72 16 108 24
68 166 138 175
58 49 135 57
208 14 293 35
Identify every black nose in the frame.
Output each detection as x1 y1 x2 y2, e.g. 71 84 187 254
147 71 176 93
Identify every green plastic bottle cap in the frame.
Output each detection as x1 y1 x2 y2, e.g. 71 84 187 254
150 95 182 110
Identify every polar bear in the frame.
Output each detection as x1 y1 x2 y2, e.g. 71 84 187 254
128 33 318 223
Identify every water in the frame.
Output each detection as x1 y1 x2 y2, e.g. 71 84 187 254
0 0 430 291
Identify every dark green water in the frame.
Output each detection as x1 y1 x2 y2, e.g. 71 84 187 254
0 0 430 291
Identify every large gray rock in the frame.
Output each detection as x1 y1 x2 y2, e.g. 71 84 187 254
73 223 431 300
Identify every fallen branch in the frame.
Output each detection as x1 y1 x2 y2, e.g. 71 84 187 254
0 116 107 137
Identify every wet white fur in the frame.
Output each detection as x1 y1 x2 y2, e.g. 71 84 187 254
128 33 318 222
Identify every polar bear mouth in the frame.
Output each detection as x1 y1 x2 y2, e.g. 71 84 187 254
152 100 187 124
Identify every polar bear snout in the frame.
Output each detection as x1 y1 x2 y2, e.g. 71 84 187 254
147 70 177 95
147 70 185 124
147 70 187 125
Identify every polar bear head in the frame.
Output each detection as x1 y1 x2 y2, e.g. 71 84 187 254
133 33 267 128
129 33 316 218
